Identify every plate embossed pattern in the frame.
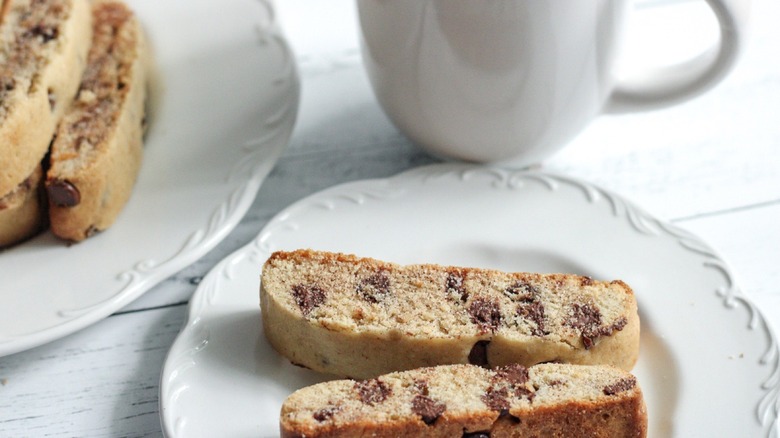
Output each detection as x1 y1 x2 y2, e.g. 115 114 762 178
162 164 779 437
0 0 299 356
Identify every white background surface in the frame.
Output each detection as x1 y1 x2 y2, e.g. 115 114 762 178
2 0 780 436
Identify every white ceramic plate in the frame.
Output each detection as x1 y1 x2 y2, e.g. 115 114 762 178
0 0 298 356
161 164 779 437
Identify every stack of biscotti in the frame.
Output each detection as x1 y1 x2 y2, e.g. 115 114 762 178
280 363 648 438
0 0 147 248
0 0 92 247
261 250 646 436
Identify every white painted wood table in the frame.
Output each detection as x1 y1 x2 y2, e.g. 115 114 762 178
2 0 779 436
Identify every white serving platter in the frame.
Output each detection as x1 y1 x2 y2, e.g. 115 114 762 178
161 164 779 437
0 0 299 356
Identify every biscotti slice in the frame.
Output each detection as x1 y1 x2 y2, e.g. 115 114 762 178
0 164 45 248
280 363 647 438
0 0 92 196
45 0 148 241
261 250 639 379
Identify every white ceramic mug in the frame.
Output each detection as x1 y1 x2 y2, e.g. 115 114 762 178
357 0 749 166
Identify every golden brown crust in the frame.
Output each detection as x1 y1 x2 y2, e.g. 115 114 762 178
46 0 147 241
0 0 11 27
261 249 640 379
280 363 647 438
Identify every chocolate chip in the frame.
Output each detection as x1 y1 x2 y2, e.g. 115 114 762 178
24 24 58 42
504 281 538 302
411 380 446 424
1 77 14 91
463 432 490 438
580 276 594 286
468 340 490 367
566 303 601 332
586 317 628 348
607 317 628 334
47 179 81 207
482 386 509 411
582 335 594 349
446 271 468 302
411 394 446 425
495 364 529 386
354 379 391 405
514 386 535 402
517 301 548 336
291 283 326 316
494 364 535 402
357 271 390 303
565 303 601 349
312 406 339 422
565 304 627 349
603 376 637 396
468 299 502 333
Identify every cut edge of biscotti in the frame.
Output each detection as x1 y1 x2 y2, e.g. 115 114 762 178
280 363 647 438
0 164 46 249
45 0 148 242
0 0 92 196
261 249 640 378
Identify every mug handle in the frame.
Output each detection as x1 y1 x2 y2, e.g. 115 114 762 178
605 0 750 113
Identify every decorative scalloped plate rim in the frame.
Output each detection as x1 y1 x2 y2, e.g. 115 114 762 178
160 163 779 437
0 0 299 356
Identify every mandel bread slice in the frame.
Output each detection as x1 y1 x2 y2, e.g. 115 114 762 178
261 249 640 379
280 363 648 438
46 0 148 241
0 0 92 197
0 0 91 248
